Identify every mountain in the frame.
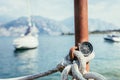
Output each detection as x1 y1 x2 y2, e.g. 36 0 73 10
0 16 15 25
89 19 120 32
1 16 120 36
61 17 120 33
62 17 74 33
0 16 70 36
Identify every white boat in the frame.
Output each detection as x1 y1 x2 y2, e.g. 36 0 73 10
13 22 39 50
104 34 120 42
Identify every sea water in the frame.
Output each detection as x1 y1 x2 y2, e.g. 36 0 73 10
0 34 120 80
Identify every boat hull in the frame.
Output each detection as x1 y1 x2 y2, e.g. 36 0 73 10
104 37 120 42
13 35 39 50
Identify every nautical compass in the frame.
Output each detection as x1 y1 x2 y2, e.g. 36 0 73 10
78 42 93 57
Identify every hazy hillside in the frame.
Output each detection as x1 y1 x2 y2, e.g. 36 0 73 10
0 16 70 36
0 16 120 36
0 16 15 25
62 17 120 33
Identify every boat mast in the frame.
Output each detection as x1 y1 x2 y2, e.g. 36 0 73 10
74 0 89 71
27 0 32 27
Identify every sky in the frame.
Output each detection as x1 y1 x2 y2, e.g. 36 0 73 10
0 0 120 26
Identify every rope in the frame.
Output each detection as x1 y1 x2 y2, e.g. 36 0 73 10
61 51 107 80
61 65 71 80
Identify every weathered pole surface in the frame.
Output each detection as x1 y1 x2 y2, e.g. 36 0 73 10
74 0 88 45
74 0 89 71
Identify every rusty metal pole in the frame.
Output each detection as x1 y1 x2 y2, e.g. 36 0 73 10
74 0 89 71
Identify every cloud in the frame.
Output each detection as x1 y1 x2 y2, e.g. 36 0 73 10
30 0 74 20
0 0 27 17
0 0 74 21
0 0 120 26
0 6 9 13
89 0 120 26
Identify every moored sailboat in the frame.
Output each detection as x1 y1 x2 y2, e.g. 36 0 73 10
13 18 39 50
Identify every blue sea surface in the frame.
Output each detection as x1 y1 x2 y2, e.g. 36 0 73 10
0 34 120 80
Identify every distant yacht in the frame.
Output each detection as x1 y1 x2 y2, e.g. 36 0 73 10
104 34 120 42
13 20 39 50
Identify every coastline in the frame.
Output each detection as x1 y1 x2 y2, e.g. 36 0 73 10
61 29 120 35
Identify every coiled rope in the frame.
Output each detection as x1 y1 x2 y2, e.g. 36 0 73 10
60 51 106 80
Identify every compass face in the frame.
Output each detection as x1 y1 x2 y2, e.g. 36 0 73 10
79 42 93 57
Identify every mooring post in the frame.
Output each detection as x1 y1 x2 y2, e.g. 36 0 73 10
74 0 89 71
